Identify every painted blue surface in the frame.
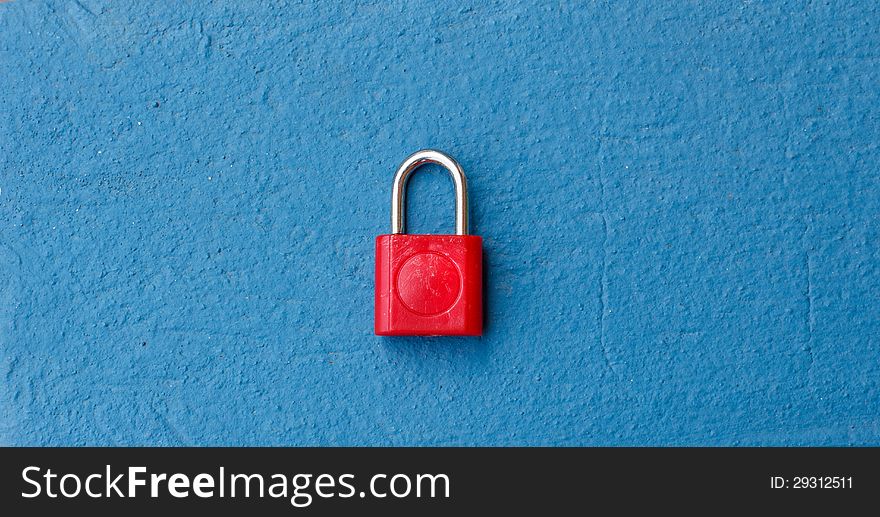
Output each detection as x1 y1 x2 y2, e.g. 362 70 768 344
1 1 878 446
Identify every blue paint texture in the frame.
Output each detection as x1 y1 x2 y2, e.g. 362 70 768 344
1 1 879 446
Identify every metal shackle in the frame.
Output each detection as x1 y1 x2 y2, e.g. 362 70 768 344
391 149 469 235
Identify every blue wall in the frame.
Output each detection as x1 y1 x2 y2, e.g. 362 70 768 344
1 0 878 445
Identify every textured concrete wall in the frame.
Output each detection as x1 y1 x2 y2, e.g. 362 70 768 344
1 0 878 445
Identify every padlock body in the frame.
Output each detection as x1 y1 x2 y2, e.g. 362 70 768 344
375 234 482 336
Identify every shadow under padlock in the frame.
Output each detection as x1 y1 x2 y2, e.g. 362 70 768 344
375 150 483 337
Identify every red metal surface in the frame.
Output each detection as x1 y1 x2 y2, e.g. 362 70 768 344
375 234 482 336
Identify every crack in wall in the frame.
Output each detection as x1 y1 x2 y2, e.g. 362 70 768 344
802 217 816 382
599 212 618 378
596 130 618 379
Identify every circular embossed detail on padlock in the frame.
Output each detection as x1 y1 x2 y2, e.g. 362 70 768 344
395 252 461 316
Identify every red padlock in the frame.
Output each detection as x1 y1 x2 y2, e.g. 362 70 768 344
375 150 482 336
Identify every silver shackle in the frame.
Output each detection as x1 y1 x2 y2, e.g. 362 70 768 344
391 149 469 235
